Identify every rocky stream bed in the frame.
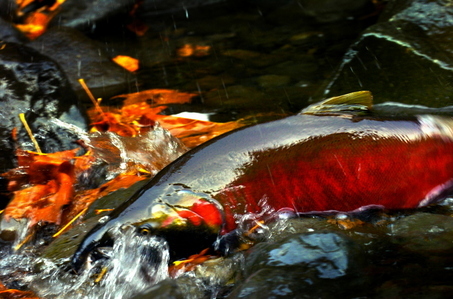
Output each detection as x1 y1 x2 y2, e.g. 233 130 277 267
2 0 453 298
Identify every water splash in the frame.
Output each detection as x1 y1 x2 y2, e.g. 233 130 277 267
51 118 187 182
0 229 170 299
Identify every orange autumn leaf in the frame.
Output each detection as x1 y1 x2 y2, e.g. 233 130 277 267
327 217 365 230
16 0 65 12
126 1 149 36
112 55 140 72
63 171 149 225
115 89 197 106
0 289 40 299
91 89 246 147
90 111 139 137
15 0 66 39
126 19 149 36
0 279 40 298
169 248 214 277
2 148 79 226
177 44 211 57
14 13 48 40
150 114 244 148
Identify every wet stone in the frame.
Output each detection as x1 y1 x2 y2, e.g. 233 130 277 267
0 42 88 173
48 0 136 32
138 0 229 18
390 212 453 256
130 279 183 299
297 0 373 23
29 27 134 103
194 75 236 91
204 85 267 109
222 49 281 68
256 75 291 88
0 0 16 21
230 232 368 298
264 0 373 26
0 18 27 44
320 0 453 107
264 58 319 80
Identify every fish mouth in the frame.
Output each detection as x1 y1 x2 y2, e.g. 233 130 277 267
71 222 115 274
71 221 219 274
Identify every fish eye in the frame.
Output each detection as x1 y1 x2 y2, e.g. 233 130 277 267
139 227 152 236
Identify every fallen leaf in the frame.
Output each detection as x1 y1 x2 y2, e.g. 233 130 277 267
151 114 244 148
2 149 79 226
177 44 211 57
169 248 214 277
327 218 365 230
92 89 247 147
114 89 197 106
112 55 139 72
126 1 149 36
0 277 40 298
0 288 40 299
64 171 149 224
14 0 64 39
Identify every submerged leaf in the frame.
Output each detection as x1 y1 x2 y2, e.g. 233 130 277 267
93 89 247 147
15 0 64 39
112 55 139 72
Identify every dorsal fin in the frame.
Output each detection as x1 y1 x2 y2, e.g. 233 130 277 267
301 91 373 116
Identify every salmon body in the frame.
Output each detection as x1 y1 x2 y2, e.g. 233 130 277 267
71 105 453 271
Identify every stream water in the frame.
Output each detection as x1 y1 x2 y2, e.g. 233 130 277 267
3 1 453 298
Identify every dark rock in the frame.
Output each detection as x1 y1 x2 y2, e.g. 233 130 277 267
204 85 267 109
130 279 183 299
49 0 231 32
256 75 291 88
294 0 373 23
229 232 368 298
29 27 134 103
0 18 27 44
319 0 453 107
0 42 88 173
264 0 373 26
390 213 453 256
138 0 229 18
0 0 16 21
48 0 136 32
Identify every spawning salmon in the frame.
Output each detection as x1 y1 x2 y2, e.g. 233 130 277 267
71 91 453 271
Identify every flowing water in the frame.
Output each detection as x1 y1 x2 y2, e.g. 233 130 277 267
4 2 453 298
1 230 170 299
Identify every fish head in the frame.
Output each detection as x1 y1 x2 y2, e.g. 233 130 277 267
133 190 225 260
71 189 224 273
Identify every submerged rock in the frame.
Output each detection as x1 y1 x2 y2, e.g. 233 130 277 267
29 27 134 103
48 0 136 32
0 0 16 21
0 18 27 44
263 0 373 26
292 0 373 23
320 0 453 107
0 42 88 173
131 279 183 299
390 213 453 255
49 0 230 32
230 232 368 298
